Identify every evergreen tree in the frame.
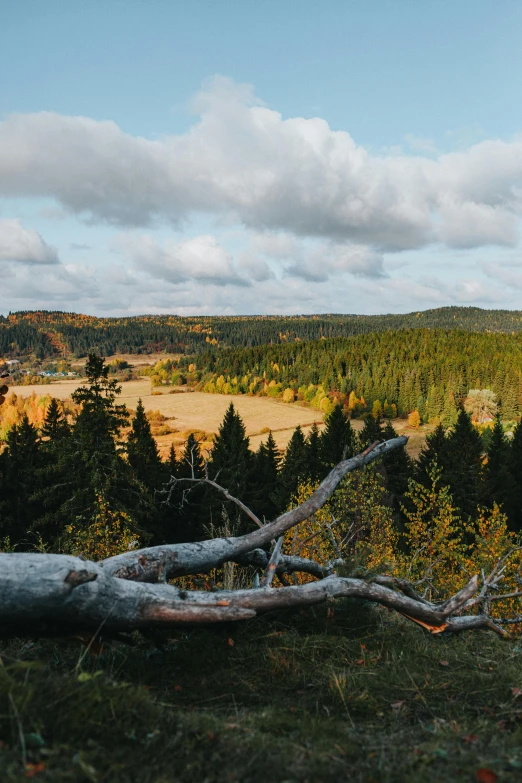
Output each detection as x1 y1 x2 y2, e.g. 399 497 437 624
445 408 484 518
319 404 356 470
33 354 148 546
162 433 206 543
41 397 69 440
483 415 513 511
509 421 522 531
276 425 309 509
358 415 383 449
127 398 163 490
207 403 254 527
0 415 41 547
381 420 413 504
166 443 178 477
306 422 322 482
253 431 280 520
416 423 449 487
178 433 205 479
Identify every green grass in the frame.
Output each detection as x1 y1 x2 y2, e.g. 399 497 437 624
1 601 522 782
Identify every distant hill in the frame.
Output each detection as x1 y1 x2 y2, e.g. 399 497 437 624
2 306 522 359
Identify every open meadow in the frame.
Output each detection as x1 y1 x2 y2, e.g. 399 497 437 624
6 379 428 458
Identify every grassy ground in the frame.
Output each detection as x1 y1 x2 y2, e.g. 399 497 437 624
1 602 522 782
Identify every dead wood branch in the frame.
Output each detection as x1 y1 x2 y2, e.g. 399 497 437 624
259 537 283 587
3 436 514 640
0 554 510 639
164 474 264 529
101 437 407 583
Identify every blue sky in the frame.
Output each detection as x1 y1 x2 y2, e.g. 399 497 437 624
1 0 522 315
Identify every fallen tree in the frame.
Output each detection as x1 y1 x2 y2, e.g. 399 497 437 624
0 437 519 640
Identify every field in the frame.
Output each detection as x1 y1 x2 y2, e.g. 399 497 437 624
1 603 521 782
7 379 429 458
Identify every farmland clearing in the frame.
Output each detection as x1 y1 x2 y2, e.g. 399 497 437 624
6 378 428 458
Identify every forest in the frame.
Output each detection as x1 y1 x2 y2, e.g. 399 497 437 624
176 328 522 424
4 305 522 358
3 355 522 780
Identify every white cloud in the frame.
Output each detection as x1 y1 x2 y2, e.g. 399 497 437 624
114 233 249 286
0 218 58 264
0 76 521 254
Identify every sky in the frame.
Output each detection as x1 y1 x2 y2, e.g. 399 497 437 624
1 0 522 317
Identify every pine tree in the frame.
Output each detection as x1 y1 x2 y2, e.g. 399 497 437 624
200 404 254 533
166 443 178 478
276 426 309 509
358 414 383 449
381 420 413 504
162 433 206 544
253 431 280 520
33 354 148 546
0 415 41 547
178 433 205 479
483 415 513 512
319 404 356 470
208 403 254 508
416 423 449 488
306 422 322 482
445 408 484 519
127 399 163 491
508 421 522 531
41 397 69 440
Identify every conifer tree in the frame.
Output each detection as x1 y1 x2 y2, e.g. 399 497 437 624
33 354 148 546
306 422 322 482
0 415 41 547
276 425 309 509
358 414 383 449
483 415 513 512
253 431 280 520
162 433 207 543
445 408 484 518
127 398 163 491
509 421 522 531
416 423 449 488
166 443 178 477
381 419 413 504
41 397 69 440
318 404 356 470
207 403 254 518
178 433 205 479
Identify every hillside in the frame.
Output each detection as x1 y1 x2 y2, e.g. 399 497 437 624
3 306 522 359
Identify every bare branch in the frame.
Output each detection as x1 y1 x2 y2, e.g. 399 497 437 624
167 475 264 529
0 552 511 639
260 537 283 587
102 436 408 583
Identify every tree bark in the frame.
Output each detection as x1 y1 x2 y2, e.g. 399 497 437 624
0 553 506 638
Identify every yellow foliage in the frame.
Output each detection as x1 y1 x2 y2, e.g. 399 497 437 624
408 409 421 428
62 494 140 561
0 393 76 441
283 468 397 583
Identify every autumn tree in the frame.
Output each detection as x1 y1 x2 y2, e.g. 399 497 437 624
464 389 498 423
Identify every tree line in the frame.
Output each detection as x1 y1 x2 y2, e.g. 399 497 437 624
3 355 522 561
5 305 522 359
190 328 522 421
